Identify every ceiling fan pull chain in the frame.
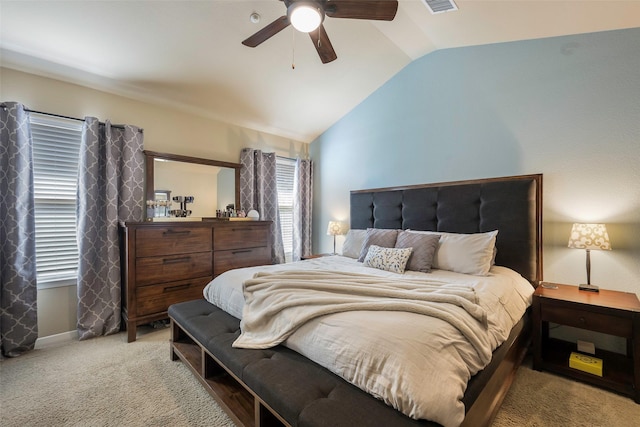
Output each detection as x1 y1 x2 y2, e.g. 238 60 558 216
292 27 295 69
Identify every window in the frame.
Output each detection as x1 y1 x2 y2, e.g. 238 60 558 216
31 114 82 289
276 156 296 262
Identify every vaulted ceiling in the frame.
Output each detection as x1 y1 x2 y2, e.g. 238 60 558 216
2 1 639 142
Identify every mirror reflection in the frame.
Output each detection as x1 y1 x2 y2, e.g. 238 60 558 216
154 159 236 218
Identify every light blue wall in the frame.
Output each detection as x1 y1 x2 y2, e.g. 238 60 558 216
310 28 640 301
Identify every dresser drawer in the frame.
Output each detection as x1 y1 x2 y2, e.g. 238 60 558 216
136 252 212 286
136 277 211 316
214 247 271 276
136 226 212 257
214 225 269 251
540 304 633 337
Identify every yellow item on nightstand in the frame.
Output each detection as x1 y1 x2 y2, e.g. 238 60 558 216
569 352 603 377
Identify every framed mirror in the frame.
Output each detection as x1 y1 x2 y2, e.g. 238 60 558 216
144 150 242 219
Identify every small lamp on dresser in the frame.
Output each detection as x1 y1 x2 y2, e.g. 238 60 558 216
568 223 612 292
326 221 347 255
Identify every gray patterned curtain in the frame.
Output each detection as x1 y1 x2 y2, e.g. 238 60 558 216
239 148 285 264
77 118 144 340
0 102 38 357
293 158 313 261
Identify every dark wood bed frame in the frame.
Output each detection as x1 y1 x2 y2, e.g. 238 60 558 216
169 173 543 427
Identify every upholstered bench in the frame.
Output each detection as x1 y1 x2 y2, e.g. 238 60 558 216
168 299 432 427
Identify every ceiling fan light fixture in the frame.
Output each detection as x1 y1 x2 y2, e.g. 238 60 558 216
288 2 323 33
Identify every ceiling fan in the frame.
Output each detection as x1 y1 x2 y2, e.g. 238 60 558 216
242 0 399 64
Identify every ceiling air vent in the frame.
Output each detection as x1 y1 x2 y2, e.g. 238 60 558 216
422 0 458 14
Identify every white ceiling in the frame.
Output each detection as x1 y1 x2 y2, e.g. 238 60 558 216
2 1 639 143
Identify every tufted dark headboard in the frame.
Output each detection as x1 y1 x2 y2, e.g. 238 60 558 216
350 174 542 285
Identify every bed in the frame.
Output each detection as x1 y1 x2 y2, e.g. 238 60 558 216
168 173 543 427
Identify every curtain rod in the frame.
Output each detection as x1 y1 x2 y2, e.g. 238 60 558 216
0 103 143 133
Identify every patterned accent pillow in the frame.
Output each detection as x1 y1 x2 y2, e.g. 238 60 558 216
395 231 440 273
363 245 413 274
358 228 399 262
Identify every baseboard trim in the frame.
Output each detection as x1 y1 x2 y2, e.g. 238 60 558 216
35 330 78 349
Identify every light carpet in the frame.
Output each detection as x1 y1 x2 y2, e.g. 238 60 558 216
1 327 638 426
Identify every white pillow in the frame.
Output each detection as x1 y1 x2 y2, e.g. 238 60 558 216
341 229 367 259
363 245 413 274
408 230 498 276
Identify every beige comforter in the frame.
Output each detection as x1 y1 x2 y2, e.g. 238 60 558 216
234 270 491 363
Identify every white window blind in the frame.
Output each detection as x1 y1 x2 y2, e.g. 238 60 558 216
276 157 296 262
30 114 82 288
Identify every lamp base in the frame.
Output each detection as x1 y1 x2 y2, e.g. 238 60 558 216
578 283 599 292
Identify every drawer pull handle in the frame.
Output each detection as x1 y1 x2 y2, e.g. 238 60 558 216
163 257 191 264
163 229 191 236
579 317 586 323
232 250 252 254
164 284 190 292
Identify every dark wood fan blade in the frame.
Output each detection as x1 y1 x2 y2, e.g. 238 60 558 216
309 24 337 64
325 0 398 20
242 15 290 47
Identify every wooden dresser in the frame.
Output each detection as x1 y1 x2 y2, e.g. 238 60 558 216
119 220 271 342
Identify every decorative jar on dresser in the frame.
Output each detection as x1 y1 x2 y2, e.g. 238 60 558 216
119 220 272 342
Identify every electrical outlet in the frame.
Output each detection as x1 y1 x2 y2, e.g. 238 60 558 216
577 340 596 355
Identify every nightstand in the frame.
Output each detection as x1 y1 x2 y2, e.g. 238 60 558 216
532 282 640 403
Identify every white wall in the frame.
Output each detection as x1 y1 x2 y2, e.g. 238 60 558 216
1 67 307 338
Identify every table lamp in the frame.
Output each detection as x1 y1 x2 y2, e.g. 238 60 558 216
326 221 347 255
568 223 611 292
